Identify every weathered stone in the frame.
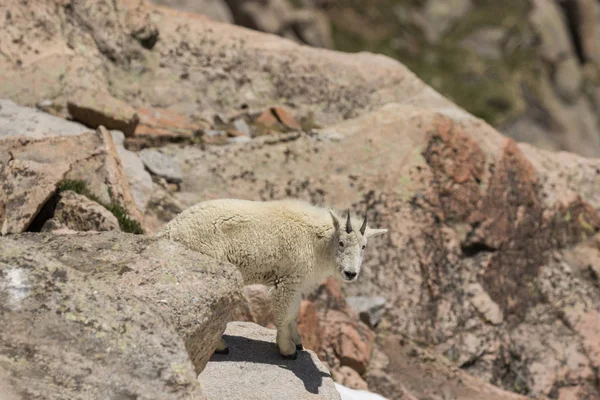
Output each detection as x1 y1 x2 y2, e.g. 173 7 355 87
135 107 208 141
198 321 341 400
332 366 368 391
0 236 206 399
419 0 473 43
326 309 375 375
553 56 582 102
574 0 600 64
151 0 234 23
297 299 324 353
0 99 89 139
127 4 160 49
110 130 153 213
1 127 143 235
466 283 503 325
285 8 333 49
254 106 302 133
139 148 183 183
272 106 302 130
1 232 244 375
232 118 251 136
365 335 530 400
143 181 186 235
345 296 386 328
460 27 506 60
227 136 252 144
0 158 71 235
530 0 574 62
45 190 120 232
67 91 140 136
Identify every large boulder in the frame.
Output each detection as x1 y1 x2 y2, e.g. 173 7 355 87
0 233 230 399
0 126 143 234
0 100 152 218
198 321 341 400
0 232 244 375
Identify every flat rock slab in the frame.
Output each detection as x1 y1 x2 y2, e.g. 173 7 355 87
0 99 89 139
67 90 139 136
199 322 341 400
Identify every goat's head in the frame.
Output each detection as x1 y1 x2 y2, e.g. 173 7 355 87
329 209 387 282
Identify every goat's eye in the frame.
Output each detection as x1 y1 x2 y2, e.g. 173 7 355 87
362 245 366 250
339 241 344 247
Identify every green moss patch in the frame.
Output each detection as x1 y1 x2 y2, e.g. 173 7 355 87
327 0 542 127
58 180 144 234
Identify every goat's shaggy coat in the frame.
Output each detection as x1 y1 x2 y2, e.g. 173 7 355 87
158 198 387 358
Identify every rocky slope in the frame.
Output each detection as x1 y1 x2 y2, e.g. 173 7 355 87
0 232 245 398
1 1 600 399
158 0 600 157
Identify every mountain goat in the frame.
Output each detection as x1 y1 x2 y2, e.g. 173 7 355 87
158 198 388 359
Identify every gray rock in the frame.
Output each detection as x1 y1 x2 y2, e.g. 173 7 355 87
111 130 153 213
345 296 386 328
529 0 573 62
0 127 143 235
139 148 184 183
43 190 120 232
0 99 89 139
1 232 244 375
232 118 251 136
150 0 233 23
228 136 252 144
419 0 473 43
460 27 506 59
199 321 341 400
204 129 227 137
0 236 205 399
553 57 582 103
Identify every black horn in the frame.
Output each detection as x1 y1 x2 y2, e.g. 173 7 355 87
360 214 367 235
345 209 352 233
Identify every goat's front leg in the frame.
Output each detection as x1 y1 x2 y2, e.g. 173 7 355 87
289 297 303 350
273 284 302 360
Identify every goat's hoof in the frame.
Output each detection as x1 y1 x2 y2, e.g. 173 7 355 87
295 343 304 350
281 351 298 360
214 348 229 355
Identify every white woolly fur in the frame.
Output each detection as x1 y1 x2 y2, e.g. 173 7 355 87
158 198 387 358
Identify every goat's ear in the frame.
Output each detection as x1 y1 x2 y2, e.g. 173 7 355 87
365 228 388 238
329 210 340 232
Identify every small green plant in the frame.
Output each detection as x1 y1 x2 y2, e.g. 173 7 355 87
58 179 144 234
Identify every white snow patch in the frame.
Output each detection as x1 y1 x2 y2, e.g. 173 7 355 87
334 383 389 400
1 267 30 309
